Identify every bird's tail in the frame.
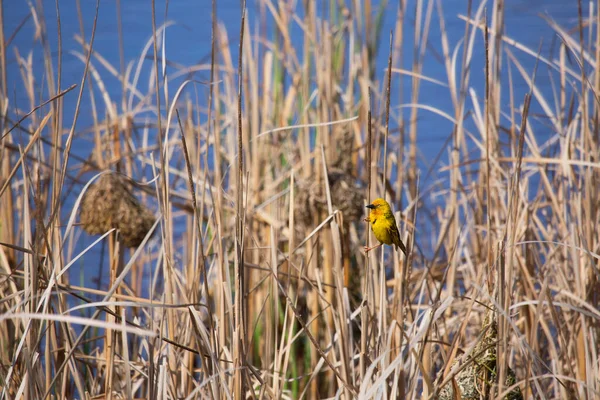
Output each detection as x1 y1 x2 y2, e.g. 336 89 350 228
396 241 408 256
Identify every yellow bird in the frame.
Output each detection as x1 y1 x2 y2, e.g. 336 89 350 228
364 198 408 255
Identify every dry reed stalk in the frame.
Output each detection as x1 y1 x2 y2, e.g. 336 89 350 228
149 0 182 391
307 212 320 399
234 1 248 398
179 109 219 396
104 233 118 400
0 0 14 278
360 88 374 384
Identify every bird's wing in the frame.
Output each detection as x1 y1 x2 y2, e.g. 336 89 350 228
388 222 408 256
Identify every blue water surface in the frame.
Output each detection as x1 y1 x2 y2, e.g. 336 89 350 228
2 0 579 291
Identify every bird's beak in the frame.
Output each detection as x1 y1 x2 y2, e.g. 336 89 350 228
366 204 375 209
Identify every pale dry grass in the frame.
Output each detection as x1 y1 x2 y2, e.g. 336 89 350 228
1 0 599 399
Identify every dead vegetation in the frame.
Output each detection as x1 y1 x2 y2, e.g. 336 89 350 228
79 173 155 248
1 0 599 399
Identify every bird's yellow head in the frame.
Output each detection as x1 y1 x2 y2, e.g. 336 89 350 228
365 198 392 222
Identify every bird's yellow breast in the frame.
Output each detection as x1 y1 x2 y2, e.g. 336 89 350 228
371 216 394 245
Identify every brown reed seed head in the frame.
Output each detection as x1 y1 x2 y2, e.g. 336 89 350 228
79 174 155 248
294 168 363 232
332 128 354 175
